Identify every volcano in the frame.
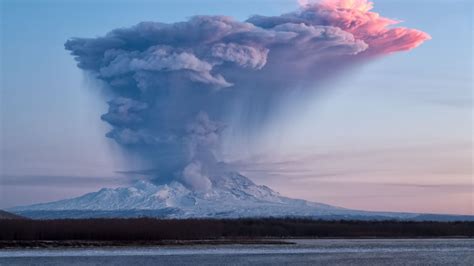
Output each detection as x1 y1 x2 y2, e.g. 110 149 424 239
11 172 471 221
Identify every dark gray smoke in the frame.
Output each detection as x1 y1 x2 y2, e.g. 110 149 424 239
65 3 428 191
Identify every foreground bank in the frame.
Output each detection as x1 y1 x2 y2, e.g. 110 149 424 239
1 218 472 246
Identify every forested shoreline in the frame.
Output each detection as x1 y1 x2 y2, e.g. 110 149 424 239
1 218 472 245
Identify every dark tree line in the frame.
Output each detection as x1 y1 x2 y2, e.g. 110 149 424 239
1 218 473 241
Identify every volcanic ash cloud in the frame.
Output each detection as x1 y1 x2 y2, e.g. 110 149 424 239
65 0 430 191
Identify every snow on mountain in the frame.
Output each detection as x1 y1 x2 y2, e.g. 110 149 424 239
10 172 471 221
12 172 341 218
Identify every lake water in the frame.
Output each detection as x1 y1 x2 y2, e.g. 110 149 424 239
1 239 473 265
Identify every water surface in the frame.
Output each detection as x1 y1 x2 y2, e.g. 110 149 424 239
1 239 472 265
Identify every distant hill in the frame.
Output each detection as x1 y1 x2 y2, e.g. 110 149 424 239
0 210 27 220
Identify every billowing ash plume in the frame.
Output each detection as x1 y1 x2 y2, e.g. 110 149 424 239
65 0 430 191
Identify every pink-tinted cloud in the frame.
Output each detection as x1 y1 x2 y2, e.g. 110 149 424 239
66 0 430 189
299 0 431 54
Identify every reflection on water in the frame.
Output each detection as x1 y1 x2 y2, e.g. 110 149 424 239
1 239 473 265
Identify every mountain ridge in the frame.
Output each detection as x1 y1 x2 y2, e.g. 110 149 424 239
0 210 27 220
10 172 474 221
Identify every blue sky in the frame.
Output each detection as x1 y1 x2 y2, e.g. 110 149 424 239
1 0 472 214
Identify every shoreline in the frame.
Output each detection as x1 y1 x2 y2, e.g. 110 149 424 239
1 237 472 249
0 239 292 249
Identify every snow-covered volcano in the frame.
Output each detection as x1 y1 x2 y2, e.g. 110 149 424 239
12 172 346 219
10 173 472 221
